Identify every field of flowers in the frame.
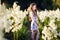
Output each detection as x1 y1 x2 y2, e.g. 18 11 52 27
0 2 60 40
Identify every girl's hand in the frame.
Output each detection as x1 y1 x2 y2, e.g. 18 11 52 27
36 22 39 26
37 23 39 26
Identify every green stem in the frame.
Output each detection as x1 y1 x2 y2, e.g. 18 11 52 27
14 31 18 40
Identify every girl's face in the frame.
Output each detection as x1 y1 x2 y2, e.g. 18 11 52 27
32 5 37 11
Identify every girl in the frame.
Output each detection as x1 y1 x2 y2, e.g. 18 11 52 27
28 3 40 40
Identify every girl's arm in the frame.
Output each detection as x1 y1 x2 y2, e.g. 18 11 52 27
29 12 33 21
29 17 32 21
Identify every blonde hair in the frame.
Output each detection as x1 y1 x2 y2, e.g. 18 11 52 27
27 3 36 14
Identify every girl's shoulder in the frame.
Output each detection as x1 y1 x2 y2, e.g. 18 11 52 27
29 11 34 18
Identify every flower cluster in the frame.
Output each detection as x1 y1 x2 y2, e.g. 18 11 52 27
0 2 27 33
38 9 60 40
0 2 60 40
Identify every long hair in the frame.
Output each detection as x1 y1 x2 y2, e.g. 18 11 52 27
27 3 37 14
27 3 38 21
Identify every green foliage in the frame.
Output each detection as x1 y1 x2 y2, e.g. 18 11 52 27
23 15 29 26
52 0 60 7
18 26 29 40
55 18 60 32
38 17 44 40
14 31 18 40
39 28 44 40
4 31 14 40
38 17 50 40
44 17 50 26
38 17 44 29
18 15 31 40
10 16 14 20
3 16 52 40
55 18 60 40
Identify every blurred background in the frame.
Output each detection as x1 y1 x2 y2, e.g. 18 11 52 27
1 0 60 10
0 0 60 40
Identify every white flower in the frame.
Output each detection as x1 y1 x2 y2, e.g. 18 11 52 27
49 19 57 30
0 2 60 40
